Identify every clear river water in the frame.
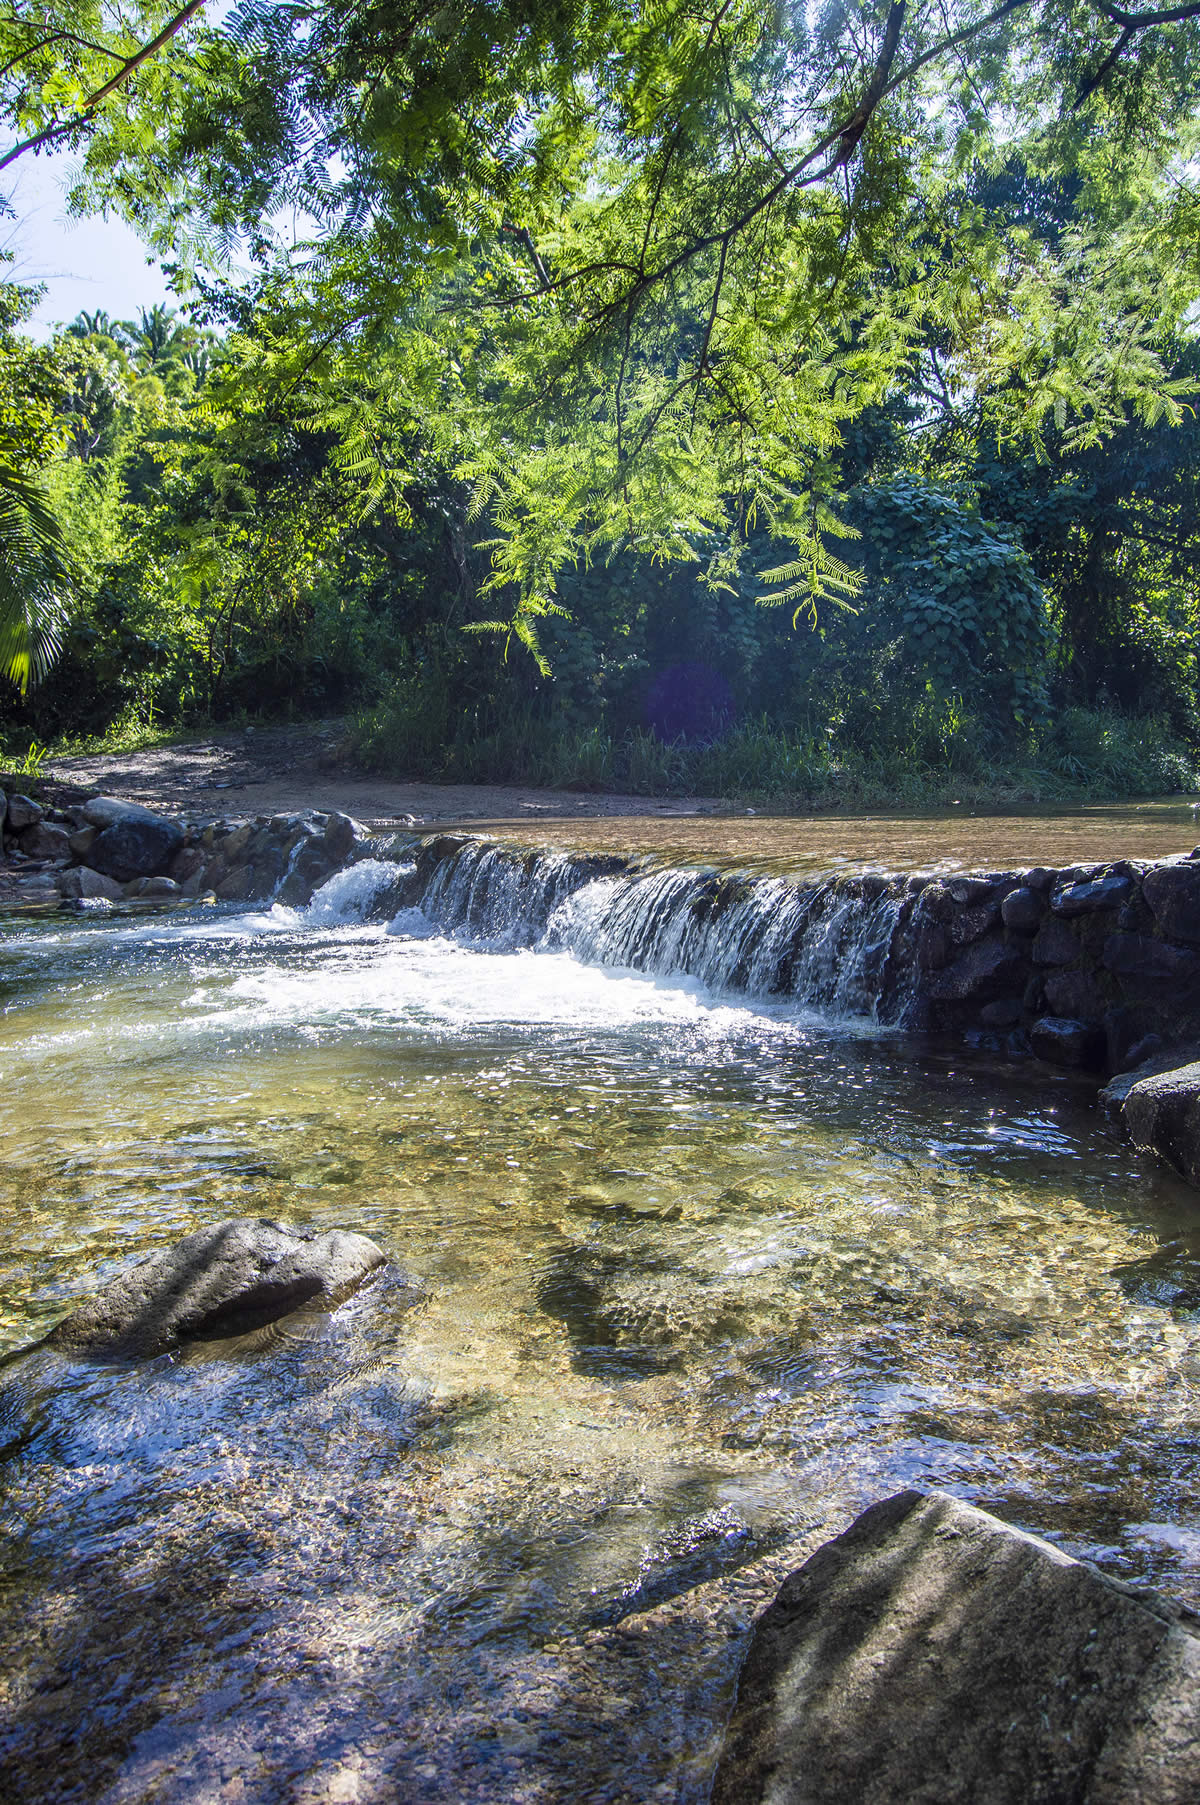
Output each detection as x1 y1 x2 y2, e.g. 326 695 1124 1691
2 848 1200 1802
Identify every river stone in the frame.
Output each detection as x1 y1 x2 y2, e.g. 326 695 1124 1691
1001 885 1045 934
1102 932 1200 985
712 1489 1200 1805
947 900 1000 946
1051 871 1132 916
68 823 98 858
80 795 168 829
126 874 181 898
57 865 124 902
1144 864 1200 944
214 862 256 901
5 792 42 831
925 936 1027 1003
19 820 71 861
89 812 185 881
324 809 364 860
45 1217 388 1358
0 788 6 833
1043 968 1108 1021
168 844 206 883
1116 1061 1200 1186
1031 915 1080 965
1030 1014 1106 1069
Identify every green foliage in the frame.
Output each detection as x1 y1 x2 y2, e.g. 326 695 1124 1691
854 477 1050 722
0 453 74 692
3 0 1200 795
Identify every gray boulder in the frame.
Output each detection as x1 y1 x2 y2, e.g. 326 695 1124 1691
6 792 42 831
19 820 71 861
57 866 125 902
1110 1060 1200 1185
81 795 166 829
89 812 185 881
713 1489 1200 1805
46 1216 388 1358
324 809 366 860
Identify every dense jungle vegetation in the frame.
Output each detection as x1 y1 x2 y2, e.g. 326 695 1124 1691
2 0 1200 804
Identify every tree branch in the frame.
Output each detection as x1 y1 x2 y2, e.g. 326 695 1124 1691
0 0 209 173
834 0 907 164
1092 0 1200 25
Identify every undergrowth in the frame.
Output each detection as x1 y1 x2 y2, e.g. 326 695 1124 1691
353 696 1200 809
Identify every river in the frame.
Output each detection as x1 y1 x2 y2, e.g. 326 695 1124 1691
1 844 1199 1801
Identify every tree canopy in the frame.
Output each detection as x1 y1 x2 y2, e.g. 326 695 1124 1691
1 1 1199 796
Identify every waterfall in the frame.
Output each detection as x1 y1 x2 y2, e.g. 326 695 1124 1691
382 835 913 1021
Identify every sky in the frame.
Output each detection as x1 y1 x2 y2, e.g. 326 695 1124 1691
4 151 173 339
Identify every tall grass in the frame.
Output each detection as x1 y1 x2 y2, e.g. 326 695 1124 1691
354 690 1200 808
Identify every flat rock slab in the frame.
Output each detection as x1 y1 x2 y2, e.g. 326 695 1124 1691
713 1489 1200 1805
45 1217 388 1358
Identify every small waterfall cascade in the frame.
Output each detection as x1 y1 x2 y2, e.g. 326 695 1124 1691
300 859 414 926
376 835 915 1020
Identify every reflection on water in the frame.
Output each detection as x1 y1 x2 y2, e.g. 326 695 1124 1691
1 892 1200 1799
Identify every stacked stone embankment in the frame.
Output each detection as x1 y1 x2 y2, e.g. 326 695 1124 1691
899 856 1200 1073
0 781 367 908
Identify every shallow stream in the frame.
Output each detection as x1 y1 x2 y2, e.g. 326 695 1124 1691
2 857 1200 1801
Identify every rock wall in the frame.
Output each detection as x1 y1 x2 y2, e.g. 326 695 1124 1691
897 856 1200 1073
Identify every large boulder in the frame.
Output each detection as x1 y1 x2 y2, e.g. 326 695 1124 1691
80 795 167 829
1110 1060 1200 1186
713 1489 1200 1805
1051 870 1133 916
88 811 185 882
925 936 1027 1004
18 820 71 861
5 792 42 831
46 1216 388 1358
1144 863 1200 944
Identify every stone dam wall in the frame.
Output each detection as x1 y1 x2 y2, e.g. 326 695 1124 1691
394 831 1200 1079
7 779 1200 1083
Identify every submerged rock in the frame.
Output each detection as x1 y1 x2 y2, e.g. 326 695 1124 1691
46 1216 388 1358
1030 1014 1106 1070
713 1488 1200 1805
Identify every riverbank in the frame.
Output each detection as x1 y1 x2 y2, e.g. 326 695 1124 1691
19 722 1200 873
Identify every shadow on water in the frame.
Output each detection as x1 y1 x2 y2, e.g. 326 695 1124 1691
0 1277 808 1804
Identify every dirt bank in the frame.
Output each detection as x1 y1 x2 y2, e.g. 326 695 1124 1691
24 720 1200 872
39 722 733 830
